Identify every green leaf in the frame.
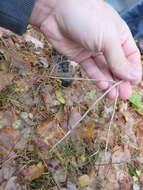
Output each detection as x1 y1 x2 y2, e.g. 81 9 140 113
128 164 137 177
86 90 96 100
128 91 143 109
55 90 65 104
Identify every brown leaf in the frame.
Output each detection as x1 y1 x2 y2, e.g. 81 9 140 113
135 120 143 152
42 86 57 110
0 72 14 91
3 48 31 71
25 162 45 181
112 146 131 165
68 108 81 129
4 176 21 190
0 111 17 128
0 146 15 163
0 126 20 151
2 165 16 180
36 120 65 150
84 123 94 138
2 126 20 141
45 158 61 170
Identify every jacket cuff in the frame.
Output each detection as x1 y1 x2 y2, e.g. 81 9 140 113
0 0 36 35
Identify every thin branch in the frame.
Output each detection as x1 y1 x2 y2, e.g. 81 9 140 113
47 75 116 83
50 81 122 152
88 149 99 159
104 89 119 160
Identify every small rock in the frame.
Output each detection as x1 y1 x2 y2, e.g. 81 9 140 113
20 112 29 120
53 169 66 183
28 113 33 119
78 175 90 187
20 112 35 125
133 183 140 190
12 120 23 129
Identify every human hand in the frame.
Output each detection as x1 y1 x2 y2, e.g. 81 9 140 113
29 0 142 99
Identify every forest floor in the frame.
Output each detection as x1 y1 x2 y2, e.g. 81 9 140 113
0 26 143 190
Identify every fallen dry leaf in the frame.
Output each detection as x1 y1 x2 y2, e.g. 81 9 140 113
0 72 14 91
135 120 143 152
0 126 20 151
35 119 66 152
42 86 59 111
67 181 77 190
84 123 94 138
4 176 21 190
68 108 81 129
25 162 45 181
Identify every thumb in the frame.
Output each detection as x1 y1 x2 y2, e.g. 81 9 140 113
104 38 141 82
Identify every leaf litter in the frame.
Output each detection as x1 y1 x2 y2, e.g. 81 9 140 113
0 27 142 190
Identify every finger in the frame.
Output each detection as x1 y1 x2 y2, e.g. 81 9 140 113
107 87 118 100
93 54 118 99
121 23 142 84
93 54 130 100
93 55 131 100
107 81 132 100
119 81 132 100
80 58 109 90
104 32 141 82
93 53 114 80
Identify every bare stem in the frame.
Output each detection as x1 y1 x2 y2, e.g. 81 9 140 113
104 89 119 160
50 81 122 152
47 75 116 83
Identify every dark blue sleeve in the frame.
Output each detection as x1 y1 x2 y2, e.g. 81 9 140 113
0 0 36 35
122 1 143 39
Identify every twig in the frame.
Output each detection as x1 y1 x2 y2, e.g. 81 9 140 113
47 75 115 83
50 81 122 151
104 89 119 160
88 148 99 159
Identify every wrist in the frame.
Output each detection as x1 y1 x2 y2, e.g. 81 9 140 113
29 0 56 27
